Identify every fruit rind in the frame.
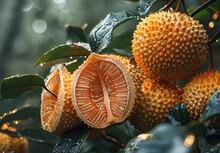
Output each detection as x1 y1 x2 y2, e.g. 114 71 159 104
183 71 220 121
41 65 80 135
132 10 209 80
130 79 182 132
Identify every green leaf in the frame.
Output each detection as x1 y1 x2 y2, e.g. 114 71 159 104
65 56 87 73
88 10 137 53
35 44 90 66
0 105 40 127
167 103 190 126
198 128 220 153
0 129 20 138
18 127 58 145
105 122 140 144
125 124 193 153
201 90 220 126
0 74 45 100
65 24 88 42
137 0 159 17
201 0 220 11
124 133 153 153
53 126 92 153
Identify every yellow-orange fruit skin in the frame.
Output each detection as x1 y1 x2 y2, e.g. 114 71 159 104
130 79 182 132
72 54 136 128
0 125 28 153
183 71 220 121
41 66 81 135
132 10 209 81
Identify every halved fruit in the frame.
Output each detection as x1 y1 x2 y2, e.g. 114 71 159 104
72 53 135 128
41 65 81 135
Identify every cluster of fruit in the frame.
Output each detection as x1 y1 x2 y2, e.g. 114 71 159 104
41 10 220 135
0 124 28 153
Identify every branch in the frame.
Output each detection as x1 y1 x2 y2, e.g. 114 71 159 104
209 29 220 44
159 0 176 11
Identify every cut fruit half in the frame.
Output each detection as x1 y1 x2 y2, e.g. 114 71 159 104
72 53 135 128
41 65 81 135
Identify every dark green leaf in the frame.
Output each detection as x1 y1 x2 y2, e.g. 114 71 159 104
65 24 88 42
105 122 140 144
124 133 153 153
201 0 220 11
0 129 20 138
125 124 193 153
113 49 132 57
89 10 137 53
137 0 159 17
201 90 220 126
167 103 190 126
198 128 220 153
0 105 40 127
53 126 92 153
18 127 58 145
65 56 87 73
0 74 45 99
35 44 90 66
204 128 220 145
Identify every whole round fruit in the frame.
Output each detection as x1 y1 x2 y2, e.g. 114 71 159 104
132 10 209 81
183 71 220 121
72 53 136 128
41 65 81 135
130 79 182 132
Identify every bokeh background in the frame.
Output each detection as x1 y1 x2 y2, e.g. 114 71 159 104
0 0 219 152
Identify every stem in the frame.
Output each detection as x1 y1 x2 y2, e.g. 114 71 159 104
44 87 57 99
159 0 176 11
181 0 188 15
209 29 220 44
208 44 215 71
189 0 218 17
101 129 125 148
175 0 182 12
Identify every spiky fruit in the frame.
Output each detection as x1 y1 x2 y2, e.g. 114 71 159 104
183 71 220 121
109 56 148 107
41 65 81 135
132 10 209 81
72 53 136 128
130 79 182 132
0 124 28 153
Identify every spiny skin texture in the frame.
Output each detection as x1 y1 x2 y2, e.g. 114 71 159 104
183 71 220 121
0 125 29 153
72 53 136 128
109 56 148 104
130 79 182 132
132 10 209 81
41 66 81 135
110 56 149 124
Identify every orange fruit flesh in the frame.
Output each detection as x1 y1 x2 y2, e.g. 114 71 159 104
72 54 135 128
41 66 81 135
41 68 62 132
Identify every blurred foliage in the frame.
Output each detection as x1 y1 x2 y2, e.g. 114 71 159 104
0 0 220 152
